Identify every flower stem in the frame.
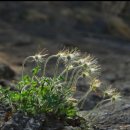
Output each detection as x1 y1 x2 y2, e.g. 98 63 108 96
67 66 82 88
43 55 57 76
54 57 61 79
78 88 92 110
22 56 33 80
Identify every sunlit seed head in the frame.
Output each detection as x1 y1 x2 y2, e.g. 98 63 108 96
31 49 48 63
78 58 86 64
74 52 80 57
68 65 74 70
91 78 101 91
111 92 121 102
86 61 92 66
57 49 70 57
77 55 98 69
82 71 90 78
57 48 80 62
104 87 116 97
69 54 75 58
33 54 48 62
57 51 69 63
93 79 101 86
93 79 101 87
67 53 80 61
69 52 80 60
90 68 96 73
34 54 42 59
89 65 101 76
90 66 100 73
82 65 100 78
58 53 66 57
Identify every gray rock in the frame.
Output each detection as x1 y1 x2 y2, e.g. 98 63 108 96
78 98 130 130
121 86 130 96
0 79 18 91
0 63 15 80
24 114 46 130
78 92 102 110
42 121 64 130
1 112 29 130
25 118 41 130
12 112 29 125
1 120 20 130
103 73 116 83
63 126 81 130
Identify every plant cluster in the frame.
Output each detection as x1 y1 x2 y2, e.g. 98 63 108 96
0 48 121 120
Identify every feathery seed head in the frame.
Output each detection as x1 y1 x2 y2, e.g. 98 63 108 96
111 92 121 102
104 87 116 97
90 78 101 91
89 65 100 74
67 65 74 70
82 71 90 78
33 54 48 63
77 55 99 70
57 48 80 63
32 49 48 63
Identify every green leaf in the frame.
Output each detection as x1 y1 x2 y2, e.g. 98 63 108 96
32 66 41 75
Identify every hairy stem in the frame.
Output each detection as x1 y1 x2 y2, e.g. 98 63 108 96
65 67 69 82
22 56 34 80
58 68 67 78
67 66 82 88
65 62 71 82
43 55 57 76
78 88 92 110
54 57 61 79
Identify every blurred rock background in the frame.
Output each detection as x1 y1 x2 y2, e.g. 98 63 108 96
0 1 130 95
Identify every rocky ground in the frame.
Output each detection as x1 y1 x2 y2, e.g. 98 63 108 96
0 1 130 130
